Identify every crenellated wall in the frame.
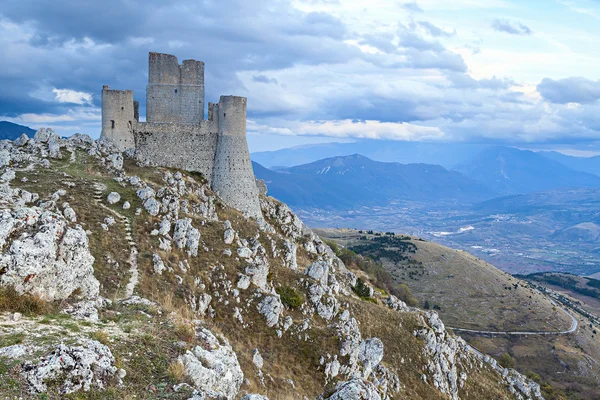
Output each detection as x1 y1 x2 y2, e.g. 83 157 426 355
146 52 204 124
101 52 262 218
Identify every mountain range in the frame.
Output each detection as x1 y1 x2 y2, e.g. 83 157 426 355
253 154 496 209
0 121 36 140
254 148 600 210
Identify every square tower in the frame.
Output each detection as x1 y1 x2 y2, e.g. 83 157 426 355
146 52 205 124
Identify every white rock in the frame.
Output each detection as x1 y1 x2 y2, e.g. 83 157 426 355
143 197 161 216
359 338 384 378
237 274 251 290
0 208 99 301
306 261 329 286
14 133 29 146
62 300 99 322
0 344 27 359
325 378 381 400
237 247 252 259
21 339 118 394
107 192 121 204
173 218 200 256
258 295 283 327
122 201 131 210
178 328 243 399
63 206 77 222
242 395 269 400
252 349 264 369
153 254 166 275
104 216 116 226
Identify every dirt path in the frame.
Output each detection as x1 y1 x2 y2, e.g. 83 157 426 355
92 182 139 298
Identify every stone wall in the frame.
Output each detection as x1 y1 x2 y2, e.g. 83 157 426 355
134 121 219 181
211 96 262 218
146 52 204 124
100 86 135 150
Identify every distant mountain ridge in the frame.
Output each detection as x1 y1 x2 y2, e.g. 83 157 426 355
252 140 489 168
253 154 497 209
454 146 600 194
538 150 600 177
0 121 36 141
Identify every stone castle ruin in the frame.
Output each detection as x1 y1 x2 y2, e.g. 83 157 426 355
100 52 261 218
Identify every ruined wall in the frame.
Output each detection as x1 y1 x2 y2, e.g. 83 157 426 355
211 96 262 218
146 52 204 124
134 121 219 180
100 86 135 150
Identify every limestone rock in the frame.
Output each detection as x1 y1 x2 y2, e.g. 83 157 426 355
178 328 243 399
0 208 99 301
306 261 329 286
173 218 200 256
258 295 283 327
62 300 100 322
153 254 166 275
252 349 264 369
242 395 269 400
21 339 118 394
358 338 384 378
325 378 382 400
107 192 121 204
122 201 130 210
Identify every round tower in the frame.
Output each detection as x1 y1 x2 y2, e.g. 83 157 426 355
211 96 262 218
100 86 135 150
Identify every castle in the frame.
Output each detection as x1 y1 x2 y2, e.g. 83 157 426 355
100 52 262 218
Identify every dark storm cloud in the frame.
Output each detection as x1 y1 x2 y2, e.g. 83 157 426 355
537 77 600 104
491 19 532 35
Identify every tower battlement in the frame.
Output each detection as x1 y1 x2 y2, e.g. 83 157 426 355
100 52 261 218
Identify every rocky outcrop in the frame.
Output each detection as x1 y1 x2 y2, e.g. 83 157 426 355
0 208 99 301
323 378 382 400
178 327 244 399
21 339 119 394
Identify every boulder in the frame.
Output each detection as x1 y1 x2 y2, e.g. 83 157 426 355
22 339 118 394
178 328 243 399
325 378 381 400
258 295 283 327
107 192 121 204
0 208 99 301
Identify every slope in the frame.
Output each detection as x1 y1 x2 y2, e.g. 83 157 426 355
254 154 496 209
454 146 600 194
539 151 600 177
0 121 36 141
0 130 542 399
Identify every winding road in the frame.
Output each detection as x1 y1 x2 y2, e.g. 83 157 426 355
448 306 578 336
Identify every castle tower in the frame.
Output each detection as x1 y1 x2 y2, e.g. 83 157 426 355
146 52 204 124
211 96 262 218
100 85 135 150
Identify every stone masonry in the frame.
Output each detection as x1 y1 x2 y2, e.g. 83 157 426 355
100 52 261 218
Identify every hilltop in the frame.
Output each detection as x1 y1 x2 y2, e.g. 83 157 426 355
0 121 36 141
0 130 544 399
318 229 600 399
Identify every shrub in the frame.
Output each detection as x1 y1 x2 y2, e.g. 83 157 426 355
276 286 304 309
498 352 516 369
352 278 372 299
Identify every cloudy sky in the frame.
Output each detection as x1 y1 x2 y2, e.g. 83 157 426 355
1 0 600 152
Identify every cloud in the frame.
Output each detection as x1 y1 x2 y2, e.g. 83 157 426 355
248 119 445 141
252 75 278 85
52 88 93 105
491 19 532 35
400 1 424 13
415 21 456 37
537 77 600 104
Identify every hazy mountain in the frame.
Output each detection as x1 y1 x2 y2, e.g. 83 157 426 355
538 150 600 177
0 121 36 140
454 146 600 194
251 140 489 169
254 154 496 209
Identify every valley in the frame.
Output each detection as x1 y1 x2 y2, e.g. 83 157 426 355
318 228 600 399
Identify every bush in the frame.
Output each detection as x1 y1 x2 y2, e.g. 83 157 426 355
276 286 304 309
352 278 372 299
498 353 516 369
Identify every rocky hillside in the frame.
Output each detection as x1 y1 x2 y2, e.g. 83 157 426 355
0 130 543 399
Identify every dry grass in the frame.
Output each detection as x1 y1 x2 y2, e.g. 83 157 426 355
90 330 111 345
0 287 56 316
167 360 186 382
